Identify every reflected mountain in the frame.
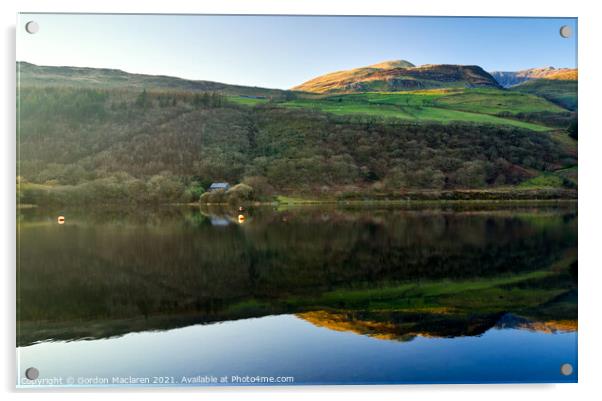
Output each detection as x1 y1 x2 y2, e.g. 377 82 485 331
298 311 577 342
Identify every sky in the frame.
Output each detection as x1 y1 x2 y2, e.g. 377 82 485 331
17 14 577 89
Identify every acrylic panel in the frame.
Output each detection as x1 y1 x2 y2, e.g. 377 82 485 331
16 13 578 387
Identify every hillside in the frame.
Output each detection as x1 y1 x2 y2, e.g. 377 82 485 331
490 67 578 87
18 86 576 205
293 60 501 93
17 61 287 98
17 63 577 205
20 62 571 129
511 79 578 111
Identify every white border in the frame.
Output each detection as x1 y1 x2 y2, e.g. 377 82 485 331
2 1 600 400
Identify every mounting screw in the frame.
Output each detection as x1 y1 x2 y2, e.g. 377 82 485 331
25 367 39 380
25 21 39 34
559 25 572 39
561 363 573 376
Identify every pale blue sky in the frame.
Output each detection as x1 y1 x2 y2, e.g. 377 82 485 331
17 14 577 89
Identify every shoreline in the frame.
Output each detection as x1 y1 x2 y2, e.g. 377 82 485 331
197 198 578 207
17 198 578 209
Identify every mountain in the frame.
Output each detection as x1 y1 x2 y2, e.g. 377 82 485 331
17 61 287 98
293 60 501 93
490 67 577 88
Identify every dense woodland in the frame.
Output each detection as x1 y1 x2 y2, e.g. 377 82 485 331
17 87 577 205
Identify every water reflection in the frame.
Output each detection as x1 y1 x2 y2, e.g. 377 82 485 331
17 203 577 384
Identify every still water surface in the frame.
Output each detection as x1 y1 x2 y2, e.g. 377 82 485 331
17 203 578 386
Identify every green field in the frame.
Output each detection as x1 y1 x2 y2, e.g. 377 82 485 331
327 89 564 114
248 88 570 131
518 167 578 189
281 99 549 131
227 96 270 106
553 166 578 186
427 88 565 114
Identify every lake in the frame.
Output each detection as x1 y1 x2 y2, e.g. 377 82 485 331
16 203 578 386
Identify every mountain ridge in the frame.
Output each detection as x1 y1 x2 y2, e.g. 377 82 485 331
17 61 287 98
490 67 577 88
292 60 501 93
367 60 415 69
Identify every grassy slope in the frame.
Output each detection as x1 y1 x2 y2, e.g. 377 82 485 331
227 96 270 106
511 79 577 111
285 101 550 131
555 166 578 186
272 88 566 131
427 88 566 114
